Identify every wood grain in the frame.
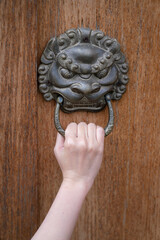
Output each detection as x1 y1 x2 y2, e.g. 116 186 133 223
0 1 38 239
0 0 160 240
37 1 160 240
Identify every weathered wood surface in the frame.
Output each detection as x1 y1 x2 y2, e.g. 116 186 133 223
1 0 160 239
0 1 38 240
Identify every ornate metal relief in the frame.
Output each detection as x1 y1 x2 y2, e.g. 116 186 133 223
38 28 129 137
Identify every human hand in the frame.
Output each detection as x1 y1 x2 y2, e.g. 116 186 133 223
54 122 104 192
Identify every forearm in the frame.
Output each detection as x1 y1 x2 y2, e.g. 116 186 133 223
31 179 89 240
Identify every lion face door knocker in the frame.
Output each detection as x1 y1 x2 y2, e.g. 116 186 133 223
38 28 129 137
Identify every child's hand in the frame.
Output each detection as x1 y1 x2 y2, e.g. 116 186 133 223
54 122 104 192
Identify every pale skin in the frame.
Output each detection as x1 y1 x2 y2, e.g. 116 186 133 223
31 122 105 240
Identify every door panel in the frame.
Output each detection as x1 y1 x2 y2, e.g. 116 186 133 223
0 1 38 239
1 0 160 240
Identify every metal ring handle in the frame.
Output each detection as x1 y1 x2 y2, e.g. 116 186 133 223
54 96 65 137
54 95 114 137
104 95 114 136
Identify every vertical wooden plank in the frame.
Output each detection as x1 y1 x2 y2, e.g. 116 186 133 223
0 1 38 239
37 0 60 225
119 1 160 239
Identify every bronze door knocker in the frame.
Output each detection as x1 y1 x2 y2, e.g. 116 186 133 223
38 28 129 137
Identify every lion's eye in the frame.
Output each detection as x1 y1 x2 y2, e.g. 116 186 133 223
60 68 75 79
95 68 109 79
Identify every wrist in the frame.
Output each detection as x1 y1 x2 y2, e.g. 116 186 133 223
62 177 93 196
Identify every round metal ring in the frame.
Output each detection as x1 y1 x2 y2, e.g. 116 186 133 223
54 95 114 137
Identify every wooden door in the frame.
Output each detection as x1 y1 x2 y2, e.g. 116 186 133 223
1 1 160 239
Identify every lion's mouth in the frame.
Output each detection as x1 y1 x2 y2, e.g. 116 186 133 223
61 97 106 112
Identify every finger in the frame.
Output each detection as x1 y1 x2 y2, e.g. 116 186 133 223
77 122 88 139
96 126 105 145
54 132 65 151
88 123 97 141
65 122 77 138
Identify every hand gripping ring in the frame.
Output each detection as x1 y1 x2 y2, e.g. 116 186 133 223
54 95 114 137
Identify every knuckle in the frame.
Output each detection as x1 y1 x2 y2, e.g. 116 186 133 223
88 142 102 154
97 145 104 154
97 147 103 154
78 140 87 151
90 144 99 154
65 138 75 149
88 144 95 153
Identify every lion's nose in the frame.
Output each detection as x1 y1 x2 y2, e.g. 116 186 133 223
71 83 101 95
80 64 92 74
